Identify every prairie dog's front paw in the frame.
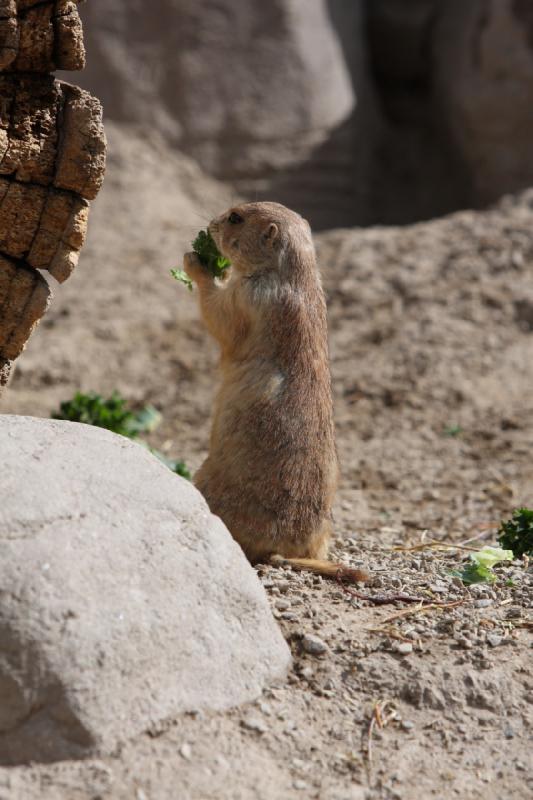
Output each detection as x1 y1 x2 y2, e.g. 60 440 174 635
183 252 212 284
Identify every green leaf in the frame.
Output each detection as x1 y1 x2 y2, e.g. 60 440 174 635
52 391 138 437
127 405 162 436
498 508 533 558
169 459 192 480
148 448 191 480
458 563 497 585
192 229 231 277
470 546 513 569
170 268 194 291
443 424 463 437
450 545 513 585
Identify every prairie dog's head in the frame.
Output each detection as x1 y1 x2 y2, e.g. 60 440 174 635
208 202 315 277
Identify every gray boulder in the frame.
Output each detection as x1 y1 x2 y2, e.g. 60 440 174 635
0 415 290 765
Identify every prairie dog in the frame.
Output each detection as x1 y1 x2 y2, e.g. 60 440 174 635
184 201 367 582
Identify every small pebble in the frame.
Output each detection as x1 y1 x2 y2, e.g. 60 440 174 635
302 634 328 656
394 642 413 655
474 599 492 608
486 633 503 647
275 599 290 611
241 715 268 734
401 720 415 731
300 666 314 680
504 607 522 619
293 780 308 790
179 743 192 760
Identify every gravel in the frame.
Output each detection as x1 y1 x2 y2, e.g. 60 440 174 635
301 634 329 656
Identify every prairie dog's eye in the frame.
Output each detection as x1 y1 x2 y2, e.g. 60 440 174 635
228 212 244 224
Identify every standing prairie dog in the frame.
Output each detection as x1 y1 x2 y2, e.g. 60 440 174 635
184 201 368 583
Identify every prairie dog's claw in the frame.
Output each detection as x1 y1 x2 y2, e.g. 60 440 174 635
183 251 213 283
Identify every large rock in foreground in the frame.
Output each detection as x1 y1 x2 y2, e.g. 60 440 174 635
0 416 290 765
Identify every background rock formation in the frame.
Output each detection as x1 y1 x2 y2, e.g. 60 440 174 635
73 0 355 180
67 0 379 229
0 0 105 394
68 0 533 228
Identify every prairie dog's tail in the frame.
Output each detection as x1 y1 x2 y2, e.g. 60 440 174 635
270 555 370 584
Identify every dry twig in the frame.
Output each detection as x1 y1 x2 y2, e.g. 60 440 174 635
380 599 465 624
391 540 479 553
367 626 415 643
365 699 398 771
337 573 464 609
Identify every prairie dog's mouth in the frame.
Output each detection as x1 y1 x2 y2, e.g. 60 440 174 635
208 224 230 263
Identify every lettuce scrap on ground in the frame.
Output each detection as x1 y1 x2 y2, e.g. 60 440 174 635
451 545 514 585
498 508 533 558
52 391 190 479
171 229 231 290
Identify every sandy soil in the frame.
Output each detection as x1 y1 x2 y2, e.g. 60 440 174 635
0 123 531 799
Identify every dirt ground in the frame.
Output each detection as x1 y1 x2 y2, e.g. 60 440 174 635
1 123 532 799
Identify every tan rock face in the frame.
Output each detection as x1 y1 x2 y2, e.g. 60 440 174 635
72 0 355 180
435 0 533 204
0 0 105 392
0 0 85 72
0 257 51 360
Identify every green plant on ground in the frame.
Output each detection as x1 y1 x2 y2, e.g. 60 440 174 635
52 391 190 479
52 391 160 438
450 546 514 585
443 424 463 437
498 508 533 558
171 229 231 290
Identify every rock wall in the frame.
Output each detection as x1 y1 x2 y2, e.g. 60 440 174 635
66 0 381 229
362 0 533 220
433 0 533 204
0 0 105 393
73 0 354 180
68 0 533 229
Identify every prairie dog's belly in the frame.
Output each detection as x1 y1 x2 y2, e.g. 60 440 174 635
217 359 285 415
208 359 288 467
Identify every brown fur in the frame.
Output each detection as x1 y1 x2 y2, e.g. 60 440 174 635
184 201 367 583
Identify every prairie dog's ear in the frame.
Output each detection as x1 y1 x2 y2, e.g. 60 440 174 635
261 222 279 246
